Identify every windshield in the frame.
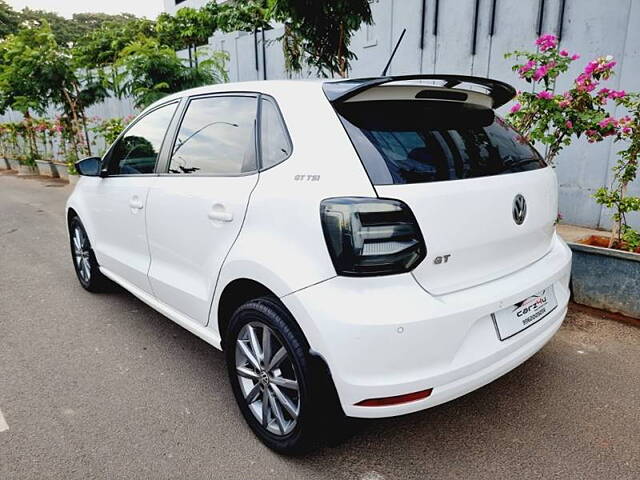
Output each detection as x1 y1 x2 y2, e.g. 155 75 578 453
336 101 545 185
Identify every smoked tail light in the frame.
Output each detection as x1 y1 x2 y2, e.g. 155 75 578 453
320 197 426 276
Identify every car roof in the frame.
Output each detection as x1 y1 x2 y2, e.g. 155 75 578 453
144 79 327 112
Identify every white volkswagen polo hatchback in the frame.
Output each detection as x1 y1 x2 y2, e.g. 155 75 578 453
67 75 572 453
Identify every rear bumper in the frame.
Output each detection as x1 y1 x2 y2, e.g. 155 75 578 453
281 233 572 418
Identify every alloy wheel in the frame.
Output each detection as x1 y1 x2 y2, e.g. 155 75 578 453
72 226 91 284
235 321 300 436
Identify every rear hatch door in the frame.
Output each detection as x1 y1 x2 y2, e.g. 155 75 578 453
335 95 557 295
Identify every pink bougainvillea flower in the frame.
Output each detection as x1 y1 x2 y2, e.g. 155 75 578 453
576 73 597 92
598 116 619 129
518 60 536 76
536 91 554 100
619 116 632 126
535 34 557 52
565 120 573 129
609 90 626 99
559 49 569 57
571 54 580 60
510 103 522 113
531 61 557 81
558 99 570 108
533 66 546 80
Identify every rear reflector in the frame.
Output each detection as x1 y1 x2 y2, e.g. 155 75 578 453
355 389 433 407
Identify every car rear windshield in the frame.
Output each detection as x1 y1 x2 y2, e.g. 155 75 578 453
335 100 545 185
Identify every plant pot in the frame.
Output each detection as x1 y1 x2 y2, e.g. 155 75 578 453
35 159 59 178
568 241 640 319
54 163 69 181
68 174 80 186
7 158 19 171
17 164 39 176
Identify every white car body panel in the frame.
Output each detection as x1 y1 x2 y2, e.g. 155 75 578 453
73 176 156 294
146 174 259 325
66 79 572 420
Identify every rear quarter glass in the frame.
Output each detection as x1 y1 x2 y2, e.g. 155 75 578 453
335 100 545 186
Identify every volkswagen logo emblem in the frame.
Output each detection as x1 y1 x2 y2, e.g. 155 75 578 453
513 194 527 225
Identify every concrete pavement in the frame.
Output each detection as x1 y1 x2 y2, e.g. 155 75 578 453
1 172 639 479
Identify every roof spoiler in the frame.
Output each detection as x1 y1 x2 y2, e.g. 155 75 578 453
322 74 516 108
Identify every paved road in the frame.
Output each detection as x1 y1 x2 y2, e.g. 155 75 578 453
1 172 639 480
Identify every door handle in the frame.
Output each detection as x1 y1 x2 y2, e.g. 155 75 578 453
208 205 233 222
208 211 233 222
129 197 144 210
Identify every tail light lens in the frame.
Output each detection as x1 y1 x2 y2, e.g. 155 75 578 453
320 197 426 276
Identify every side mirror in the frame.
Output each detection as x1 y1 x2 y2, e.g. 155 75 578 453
75 157 102 177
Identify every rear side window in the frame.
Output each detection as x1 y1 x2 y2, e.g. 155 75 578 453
259 97 292 169
108 102 177 175
169 96 257 175
336 101 545 185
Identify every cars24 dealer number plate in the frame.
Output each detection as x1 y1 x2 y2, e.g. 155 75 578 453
492 287 558 341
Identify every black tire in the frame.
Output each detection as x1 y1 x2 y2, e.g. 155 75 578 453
68 216 111 293
225 297 342 454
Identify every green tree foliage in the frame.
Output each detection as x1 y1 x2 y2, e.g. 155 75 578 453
74 18 156 68
216 0 271 32
270 0 373 77
0 23 62 115
156 7 218 66
116 37 227 109
18 8 74 45
0 22 107 160
17 8 141 46
0 0 19 39
0 23 70 162
74 18 156 98
68 13 138 43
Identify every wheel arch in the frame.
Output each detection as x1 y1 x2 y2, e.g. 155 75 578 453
67 207 79 229
217 278 278 349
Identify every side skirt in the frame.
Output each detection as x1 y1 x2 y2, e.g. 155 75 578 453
100 266 223 350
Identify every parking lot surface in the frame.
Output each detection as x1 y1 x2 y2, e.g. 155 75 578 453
1 172 639 479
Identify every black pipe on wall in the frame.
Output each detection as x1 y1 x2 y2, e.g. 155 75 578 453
537 0 546 36
420 0 427 49
558 0 567 41
489 0 498 36
471 0 481 55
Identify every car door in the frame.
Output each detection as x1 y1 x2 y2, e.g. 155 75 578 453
87 101 179 294
146 94 260 325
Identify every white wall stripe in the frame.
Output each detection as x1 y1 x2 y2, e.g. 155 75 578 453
0 408 9 432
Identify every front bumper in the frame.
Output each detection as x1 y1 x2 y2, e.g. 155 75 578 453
281 234 572 418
